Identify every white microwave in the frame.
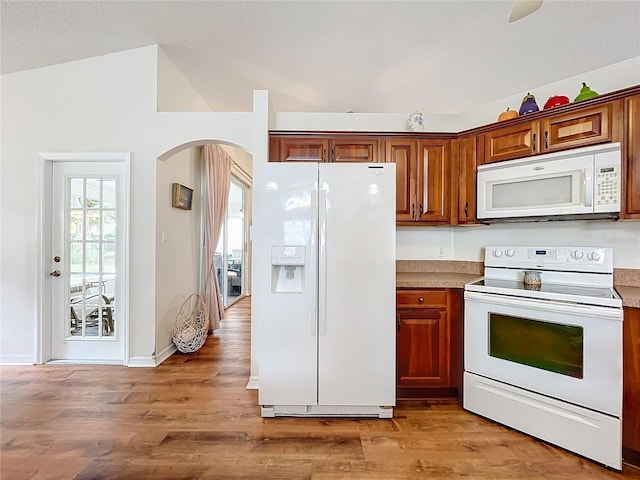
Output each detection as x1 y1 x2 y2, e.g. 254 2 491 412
477 143 621 223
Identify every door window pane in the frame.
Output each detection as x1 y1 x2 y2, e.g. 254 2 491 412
102 211 116 240
103 179 116 209
70 211 84 240
86 211 101 240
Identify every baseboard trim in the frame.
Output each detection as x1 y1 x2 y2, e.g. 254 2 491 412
0 354 36 365
155 344 177 366
126 356 156 367
246 375 259 390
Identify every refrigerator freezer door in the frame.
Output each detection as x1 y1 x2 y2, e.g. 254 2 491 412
257 163 319 407
317 163 396 406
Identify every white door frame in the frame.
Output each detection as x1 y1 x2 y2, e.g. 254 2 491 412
36 152 131 364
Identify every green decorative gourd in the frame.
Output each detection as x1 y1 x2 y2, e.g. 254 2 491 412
574 82 599 102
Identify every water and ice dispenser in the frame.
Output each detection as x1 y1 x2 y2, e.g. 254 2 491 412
271 246 305 293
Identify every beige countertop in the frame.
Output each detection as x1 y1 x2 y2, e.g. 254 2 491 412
615 269 640 309
615 286 640 309
396 261 640 309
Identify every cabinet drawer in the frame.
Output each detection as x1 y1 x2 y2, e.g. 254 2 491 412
397 289 447 307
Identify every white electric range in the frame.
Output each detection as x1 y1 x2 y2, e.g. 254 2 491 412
464 246 623 470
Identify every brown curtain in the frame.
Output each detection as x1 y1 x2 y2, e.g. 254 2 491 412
201 144 231 331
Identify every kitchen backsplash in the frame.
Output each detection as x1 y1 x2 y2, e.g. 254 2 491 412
396 260 483 275
614 268 640 287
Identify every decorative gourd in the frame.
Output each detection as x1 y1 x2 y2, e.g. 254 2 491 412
519 93 539 115
498 107 519 122
543 95 570 109
574 82 599 102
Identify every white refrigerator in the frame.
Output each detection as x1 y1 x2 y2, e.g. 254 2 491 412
254 162 396 418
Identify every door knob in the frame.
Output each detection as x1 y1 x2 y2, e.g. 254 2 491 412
50 270 61 277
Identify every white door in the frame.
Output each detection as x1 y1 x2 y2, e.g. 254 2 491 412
317 163 396 406
50 162 126 362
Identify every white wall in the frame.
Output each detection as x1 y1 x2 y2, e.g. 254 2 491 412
157 49 212 113
248 90 273 388
275 57 640 133
458 56 640 131
0 45 255 365
397 221 640 269
1 46 159 364
155 147 202 359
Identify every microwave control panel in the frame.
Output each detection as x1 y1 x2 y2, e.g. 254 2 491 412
595 165 619 206
594 150 620 211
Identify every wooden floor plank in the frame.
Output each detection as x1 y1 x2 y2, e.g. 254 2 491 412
2 296 640 479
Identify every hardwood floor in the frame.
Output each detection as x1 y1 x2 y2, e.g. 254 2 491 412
2 296 640 479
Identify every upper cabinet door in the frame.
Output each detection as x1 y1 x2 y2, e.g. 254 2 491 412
457 135 479 224
269 137 329 162
483 121 540 164
331 138 380 162
540 102 620 153
624 94 640 218
386 140 417 222
416 140 450 223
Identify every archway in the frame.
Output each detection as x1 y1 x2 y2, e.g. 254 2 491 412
155 139 253 361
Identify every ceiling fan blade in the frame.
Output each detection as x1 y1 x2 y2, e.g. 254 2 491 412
508 0 543 23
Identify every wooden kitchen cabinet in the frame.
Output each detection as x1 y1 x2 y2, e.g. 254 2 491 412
623 306 640 466
269 136 328 162
268 84 639 224
483 121 540 164
396 288 463 399
623 94 640 219
386 139 416 222
416 140 451 223
540 101 621 153
331 137 380 162
269 134 380 163
386 138 452 225
482 101 622 164
457 135 479 224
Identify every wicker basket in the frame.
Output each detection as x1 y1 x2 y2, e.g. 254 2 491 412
172 293 209 353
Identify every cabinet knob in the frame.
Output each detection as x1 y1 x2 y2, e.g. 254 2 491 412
418 297 424 303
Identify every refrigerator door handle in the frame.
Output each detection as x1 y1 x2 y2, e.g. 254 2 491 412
319 188 328 336
310 186 319 335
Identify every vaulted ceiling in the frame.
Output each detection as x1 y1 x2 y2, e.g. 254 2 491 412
2 1 639 114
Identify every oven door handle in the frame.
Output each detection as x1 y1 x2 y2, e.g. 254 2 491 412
464 291 622 319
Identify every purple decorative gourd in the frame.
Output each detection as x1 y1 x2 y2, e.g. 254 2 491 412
519 92 539 115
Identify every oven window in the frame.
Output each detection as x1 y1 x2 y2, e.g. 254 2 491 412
489 313 583 378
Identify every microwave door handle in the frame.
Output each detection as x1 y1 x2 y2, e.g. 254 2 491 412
584 167 593 207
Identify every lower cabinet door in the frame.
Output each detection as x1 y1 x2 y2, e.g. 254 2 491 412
396 307 450 391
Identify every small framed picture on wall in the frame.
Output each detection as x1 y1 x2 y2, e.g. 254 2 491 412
172 183 193 210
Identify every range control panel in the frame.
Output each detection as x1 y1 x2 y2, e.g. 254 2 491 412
484 246 613 273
